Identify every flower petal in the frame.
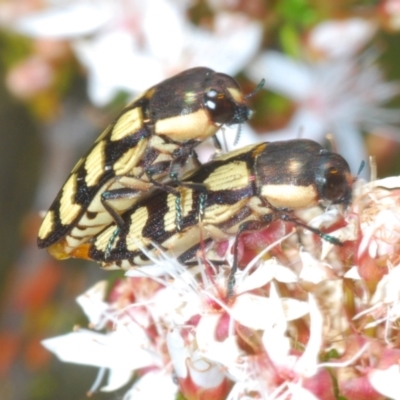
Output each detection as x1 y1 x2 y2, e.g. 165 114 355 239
189 13 262 75
369 365 400 400
124 370 178 400
237 259 298 294
166 328 190 379
195 314 243 370
309 18 376 59
231 294 271 330
42 328 157 370
76 281 109 328
294 295 322 377
246 51 313 101
13 3 112 38
262 283 291 363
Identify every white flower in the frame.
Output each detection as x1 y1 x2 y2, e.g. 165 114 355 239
167 328 229 394
354 264 400 333
11 2 113 38
231 291 309 331
42 327 158 391
298 250 336 284
245 20 400 178
307 18 376 59
6 0 262 106
75 280 110 329
42 279 166 393
356 176 400 260
236 258 298 294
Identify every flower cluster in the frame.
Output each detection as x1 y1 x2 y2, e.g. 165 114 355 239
43 177 400 399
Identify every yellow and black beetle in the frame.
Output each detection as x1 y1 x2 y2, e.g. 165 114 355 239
69 139 353 295
37 67 250 259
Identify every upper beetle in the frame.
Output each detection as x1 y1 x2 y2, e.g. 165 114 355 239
37 67 251 259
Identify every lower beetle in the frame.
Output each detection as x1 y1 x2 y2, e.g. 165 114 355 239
68 139 353 295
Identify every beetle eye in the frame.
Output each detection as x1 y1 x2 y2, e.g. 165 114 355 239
321 167 349 203
204 89 236 124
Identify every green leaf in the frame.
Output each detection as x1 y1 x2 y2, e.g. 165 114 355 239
280 23 301 57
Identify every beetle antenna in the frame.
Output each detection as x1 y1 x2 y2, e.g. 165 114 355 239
245 78 265 99
357 160 366 177
234 78 265 146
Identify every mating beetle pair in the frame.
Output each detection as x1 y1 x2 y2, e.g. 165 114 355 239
37 67 353 295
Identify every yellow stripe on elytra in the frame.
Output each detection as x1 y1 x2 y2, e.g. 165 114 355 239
111 107 143 141
59 173 82 225
94 225 119 253
203 161 250 191
85 140 106 187
71 156 85 174
38 210 55 240
203 198 249 225
94 124 112 144
113 137 148 175
162 225 202 254
212 143 259 162
126 207 151 252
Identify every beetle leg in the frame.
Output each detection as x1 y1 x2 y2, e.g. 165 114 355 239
171 174 208 223
177 238 214 264
169 155 208 222
101 188 145 259
101 188 143 229
188 149 202 169
212 134 222 152
169 149 208 230
277 211 343 246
